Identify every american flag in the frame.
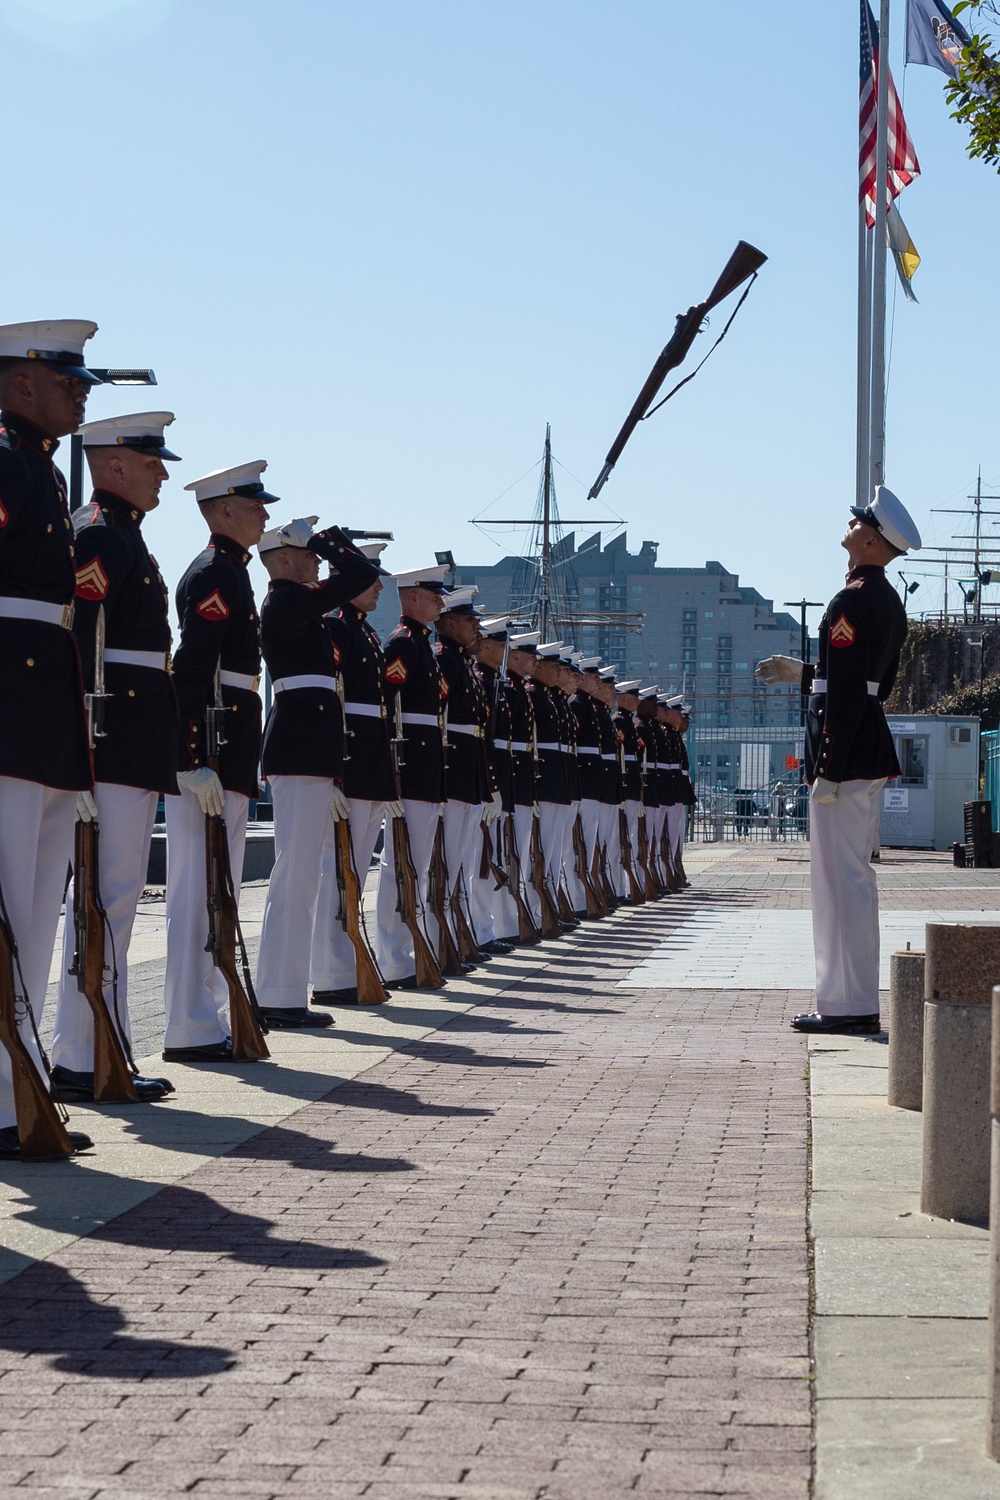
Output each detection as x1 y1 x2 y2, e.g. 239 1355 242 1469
860 0 920 228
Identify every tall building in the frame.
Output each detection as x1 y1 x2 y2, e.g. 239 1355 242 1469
369 532 809 792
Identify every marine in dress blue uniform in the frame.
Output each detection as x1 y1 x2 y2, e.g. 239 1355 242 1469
527 642 572 917
374 564 454 984
504 631 543 929
311 540 403 1002
163 460 277 1060
51 411 182 1102
253 517 380 1024
0 319 103 1158
757 485 921 1034
613 680 644 898
472 618 517 949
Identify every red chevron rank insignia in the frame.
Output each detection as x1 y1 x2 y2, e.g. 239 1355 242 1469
439 678 450 699
75 556 110 601
829 614 856 647
331 644 342 667
196 589 230 621
0 500 7 528
385 657 408 684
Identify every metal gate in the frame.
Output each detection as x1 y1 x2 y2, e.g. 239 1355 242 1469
685 700 809 843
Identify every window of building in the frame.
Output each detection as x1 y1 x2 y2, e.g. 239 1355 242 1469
704 610 713 619
898 736 927 786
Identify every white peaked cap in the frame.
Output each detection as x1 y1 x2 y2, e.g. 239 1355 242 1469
440 585 480 612
509 630 540 649
638 685 659 699
479 615 511 635
558 644 576 661
579 656 601 671
394 563 450 591
598 666 617 680
616 679 642 692
536 641 564 658
359 541 388 560
852 484 922 552
665 694 684 707
184 459 279 504
80 410 179 459
258 516 319 554
0 318 100 381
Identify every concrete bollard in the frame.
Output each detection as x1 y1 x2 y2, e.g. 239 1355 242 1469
921 923 1000 1225
887 948 925 1111
987 988 1000 1458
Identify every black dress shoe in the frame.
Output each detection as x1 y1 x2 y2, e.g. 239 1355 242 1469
50 1066 175 1103
391 975 419 990
480 940 515 956
0 1125 94 1159
312 987 359 1005
162 1038 234 1062
791 1012 882 1035
260 1007 335 1029
460 962 477 974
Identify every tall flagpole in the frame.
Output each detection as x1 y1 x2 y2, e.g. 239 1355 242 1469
869 0 891 499
856 207 872 508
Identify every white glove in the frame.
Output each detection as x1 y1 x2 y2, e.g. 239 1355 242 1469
177 767 225 816
483 791 503 825
329 786 351 821
755 655 804 686
76 790 97 823
811 777 839 804
385 799 405 819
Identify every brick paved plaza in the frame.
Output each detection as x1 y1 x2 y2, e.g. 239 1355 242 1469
0 846 997 1499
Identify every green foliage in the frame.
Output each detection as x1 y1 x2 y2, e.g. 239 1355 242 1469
932 673 1000 729
885 619 1000 717
946 2 1000 170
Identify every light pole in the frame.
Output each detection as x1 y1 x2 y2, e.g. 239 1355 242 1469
784 599 823 736
69 368 157 511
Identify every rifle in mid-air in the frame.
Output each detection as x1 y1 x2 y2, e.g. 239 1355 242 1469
204 667 270 1060
588 241 767 499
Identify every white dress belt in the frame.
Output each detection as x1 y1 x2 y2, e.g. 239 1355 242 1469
601 753 617 761
272 674 337 693
220 669 259 691
536 741 562 752
105 647 168 670
663 762 682 770
0 596 73 628
811 677 880 696
577 746 600 755
401 712 439 727
623 754 636 762
448 722 482 737
510 741 530 752
344 701 384 718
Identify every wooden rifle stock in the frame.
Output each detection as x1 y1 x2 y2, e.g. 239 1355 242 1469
573 816 603 919
205 814 270 1060
69 820 138 1100
619 809 645 905
429 822 465 976
591 843 612 914
334 819 389 1003
529 816 562 940
660 822 682 893
479 820 509 890
637 815 660 900
504 816 540 945
391 815 443 988
0 887 74 1159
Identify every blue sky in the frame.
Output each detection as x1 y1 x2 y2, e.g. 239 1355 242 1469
2 0 997 622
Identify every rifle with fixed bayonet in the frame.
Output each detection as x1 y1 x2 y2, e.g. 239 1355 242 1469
389 696 443 988
204 665 270 1060
619 807 645 905
331 669 389 1003
69 603 140 1100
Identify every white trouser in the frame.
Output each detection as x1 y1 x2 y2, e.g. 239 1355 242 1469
310 797 385 993
164 786 249 1048
468 807 497 945
537 803 565 901
512 804 540 925
598 802 619 896
568 798 601 910
810 778 887 1017
375 800 441 982
442 799 478 942
619 800 641 898
52 783 158 1073
652 804 669 880
256 776 336 1010
0 777 77 1129
490 814 519 940
559 801 580 912
666 803 687 873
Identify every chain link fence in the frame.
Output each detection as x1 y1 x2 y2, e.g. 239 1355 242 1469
686 699 809 842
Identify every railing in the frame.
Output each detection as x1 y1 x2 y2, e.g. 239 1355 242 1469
689 787 810 843
685 704 809 841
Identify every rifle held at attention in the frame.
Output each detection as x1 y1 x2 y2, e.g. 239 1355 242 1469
69 819 139 1100
335 819 389 1004
0 883 75 1159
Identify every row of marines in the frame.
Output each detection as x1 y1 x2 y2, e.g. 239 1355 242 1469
0 317 693 1161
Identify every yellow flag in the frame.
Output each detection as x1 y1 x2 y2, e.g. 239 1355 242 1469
886 202 920 303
